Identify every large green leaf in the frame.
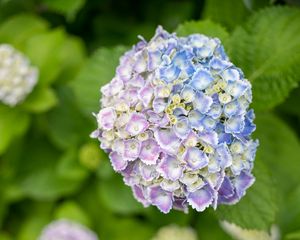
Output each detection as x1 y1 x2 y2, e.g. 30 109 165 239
216 159 278 230
21 87 58 113
0 106 30 155
23 29 66 85
70 46 127 116
44 86 93 150
176 19 229 43
98 175 144 215
41 0 86 21
254 113 300 192
227 7 300 110
202 0 250 30
0 14 48 48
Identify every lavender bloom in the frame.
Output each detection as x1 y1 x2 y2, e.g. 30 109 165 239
92 26 258 213
0 44 38 106
38 220 98 240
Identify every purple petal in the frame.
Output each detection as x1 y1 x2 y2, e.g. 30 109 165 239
149 186 173 213
153 97 168 113
123 139 141 161
173 197 189 213
218 176 234 199
139 163 158 181
132 185 150 207
183 147 209 170
147 50 162 71
140 138 160 165
234 171 255 198
216 143 233 168
154 128 181 155
157 154 183 181
187 185 214 212
174 117 191 139
97 107 116 130
190 69 214 90
182 131 199 147
138 84 153 107
109 151 128 171
125 113 149 136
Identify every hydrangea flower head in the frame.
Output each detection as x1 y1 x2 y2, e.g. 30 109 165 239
151 224 197 240
92 26 258 213
38 219 98 240
0 44 38 106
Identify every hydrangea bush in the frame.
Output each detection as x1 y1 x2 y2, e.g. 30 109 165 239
92 27 258 213
0 44 38 106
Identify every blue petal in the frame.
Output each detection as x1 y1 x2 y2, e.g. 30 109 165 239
225 80 249 98
174 117 191 138
225 115 245 134
192 91 213 114
159 64 181 83
224 100 240 118
180 85 195 103
188 110 204 129
190 69 214 90
201 116 217 131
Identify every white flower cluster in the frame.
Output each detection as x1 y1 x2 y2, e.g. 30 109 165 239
0 44 38 106
151 224 198 240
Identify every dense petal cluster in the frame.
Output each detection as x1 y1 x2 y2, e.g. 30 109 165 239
0 44 38 106
38 220 99 240
151 225 197 240
92 27 258 213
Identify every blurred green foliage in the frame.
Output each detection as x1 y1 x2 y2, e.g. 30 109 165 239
0 0 300 239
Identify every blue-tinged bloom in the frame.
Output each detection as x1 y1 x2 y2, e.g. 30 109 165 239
92 26 258 214
38 219 98 240
0 44 38 106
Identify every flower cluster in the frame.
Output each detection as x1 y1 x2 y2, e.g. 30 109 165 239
0 44 38 106
38 220 99 240
151 225 197 240
92 26 258 213
220 221 280 240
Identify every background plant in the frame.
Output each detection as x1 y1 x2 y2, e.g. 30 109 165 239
0 0 300 239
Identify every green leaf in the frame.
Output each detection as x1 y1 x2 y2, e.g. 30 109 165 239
0 14 48 48
227 7 300 110
55 36 86 84
98 175 144 214
53 201 91 227
0 106 30 154
70 46 127 116
254 113 300 192
16 137 86 200
21 87 58 113
176 19 229 43
285 230 300 240
45 86 93 150
202 0 250 30
23 29 66 85
216 160 278 230
42 0 86 21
